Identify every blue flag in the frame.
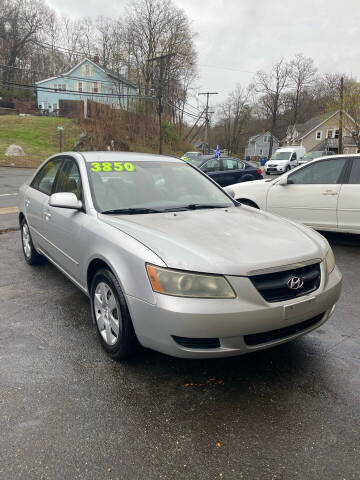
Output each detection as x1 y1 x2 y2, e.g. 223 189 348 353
215 145 221 158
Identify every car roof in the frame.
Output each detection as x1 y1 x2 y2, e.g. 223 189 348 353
80 151 182 163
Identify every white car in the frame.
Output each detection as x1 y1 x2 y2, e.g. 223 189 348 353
226 154 360 234
264 146 306 174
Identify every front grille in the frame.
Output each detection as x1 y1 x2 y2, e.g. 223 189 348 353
244 312 325 346
250 263 321 303
173 336 220 349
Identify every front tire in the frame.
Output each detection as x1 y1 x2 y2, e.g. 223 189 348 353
21 218 42 265
90 268 137 360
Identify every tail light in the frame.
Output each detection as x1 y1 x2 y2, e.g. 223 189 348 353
257 169 262 175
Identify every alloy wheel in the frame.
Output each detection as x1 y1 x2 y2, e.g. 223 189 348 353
94 281 121 346
22 223 31 258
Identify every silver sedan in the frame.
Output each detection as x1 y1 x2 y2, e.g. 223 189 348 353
18 152 342 359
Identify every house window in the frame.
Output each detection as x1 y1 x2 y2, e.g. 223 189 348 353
264 135 269 142
93 82 98 94
259 148 263 155
334 129 340 139
78 82 83 93
316 131 322 140
327 129 333 139
84 64 91 76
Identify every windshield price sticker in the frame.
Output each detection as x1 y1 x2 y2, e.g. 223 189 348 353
90 162 136 172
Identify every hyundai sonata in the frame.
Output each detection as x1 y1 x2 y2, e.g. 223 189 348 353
18 152 342 359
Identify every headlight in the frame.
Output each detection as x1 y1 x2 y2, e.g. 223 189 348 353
146 264 236 298
325 247 335 274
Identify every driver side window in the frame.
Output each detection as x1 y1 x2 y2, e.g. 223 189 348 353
55 158 83 200
288 158 347 184
31 159 63 195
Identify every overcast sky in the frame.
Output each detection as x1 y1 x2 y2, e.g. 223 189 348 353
47 0 360 109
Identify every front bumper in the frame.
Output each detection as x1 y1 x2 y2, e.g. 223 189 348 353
265 165 285 174
126 264 342 358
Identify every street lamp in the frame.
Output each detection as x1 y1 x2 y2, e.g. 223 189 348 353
57 126 64 152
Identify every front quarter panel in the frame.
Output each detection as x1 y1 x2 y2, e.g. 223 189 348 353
81 213 166 305
226 181 270 209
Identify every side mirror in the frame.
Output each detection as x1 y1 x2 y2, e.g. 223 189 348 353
226 187 235 198
277 176 288 186
49 192 82 210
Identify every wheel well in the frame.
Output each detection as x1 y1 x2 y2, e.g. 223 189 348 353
87 258 114 293
236 198 259 209
19 212 25 226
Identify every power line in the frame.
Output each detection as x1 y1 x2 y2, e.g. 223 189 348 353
199 63 255 74
27 39 205 115
0 79 150 98
0 63 132 89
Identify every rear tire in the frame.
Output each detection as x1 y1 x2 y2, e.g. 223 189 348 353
21 218 42 265
90 268 138 360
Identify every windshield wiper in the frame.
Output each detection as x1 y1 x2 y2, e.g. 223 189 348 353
101 207 162 215
183 203 231 210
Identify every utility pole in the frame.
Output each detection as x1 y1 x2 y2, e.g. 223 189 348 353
148 53 175 154
198 92 218 153
339 76 344 155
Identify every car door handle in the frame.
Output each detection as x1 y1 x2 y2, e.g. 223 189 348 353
322 190 338 196
44 211 51 220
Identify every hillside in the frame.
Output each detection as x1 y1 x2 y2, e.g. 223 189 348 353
0 116 82 167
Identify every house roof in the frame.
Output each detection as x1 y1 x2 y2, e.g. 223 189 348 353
294 110 357 140
294 113 330 138
248 131 279 143
36 57 137 89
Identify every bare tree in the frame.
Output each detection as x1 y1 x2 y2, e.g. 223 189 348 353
123 0 197 114
218 85 252 154
289 53 316 124
255 59 291 157
0 0 51 84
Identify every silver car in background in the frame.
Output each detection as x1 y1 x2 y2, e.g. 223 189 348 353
18 152 341 359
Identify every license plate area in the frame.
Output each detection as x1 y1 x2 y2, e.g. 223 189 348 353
283 297 316 320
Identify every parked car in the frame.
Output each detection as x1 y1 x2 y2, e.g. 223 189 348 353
19 152 341 360
180 151 202 162
188 155 263 187
298 150 334 165
264 146 306 174
226 154 360 234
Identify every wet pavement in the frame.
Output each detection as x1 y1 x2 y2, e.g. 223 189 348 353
1 230 360 479
0 167 34 231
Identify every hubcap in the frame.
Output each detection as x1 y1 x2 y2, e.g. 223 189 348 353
22 224 31 258
94 282 121 346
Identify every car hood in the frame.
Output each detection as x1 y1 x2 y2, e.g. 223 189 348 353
99 207 327 276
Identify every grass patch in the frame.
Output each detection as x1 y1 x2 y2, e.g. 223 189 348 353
0 116 82 167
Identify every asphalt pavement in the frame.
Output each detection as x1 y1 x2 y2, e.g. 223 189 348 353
0 167 34 231
1 230 360 479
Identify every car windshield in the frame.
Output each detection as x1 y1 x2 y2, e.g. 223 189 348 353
270 152 291 160
303 152 323 160
87 160 233 213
